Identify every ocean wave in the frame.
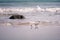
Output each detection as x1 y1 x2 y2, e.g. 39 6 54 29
0 6 60 14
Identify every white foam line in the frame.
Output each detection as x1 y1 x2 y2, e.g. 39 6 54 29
0 7 60 13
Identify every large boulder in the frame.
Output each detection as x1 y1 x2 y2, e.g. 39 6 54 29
9 15 25 19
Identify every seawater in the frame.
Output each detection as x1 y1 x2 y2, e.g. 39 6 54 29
0 2 60 40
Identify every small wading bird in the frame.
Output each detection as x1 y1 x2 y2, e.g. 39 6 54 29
29 21 40 29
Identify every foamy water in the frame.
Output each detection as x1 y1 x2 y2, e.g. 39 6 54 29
0 7 60 14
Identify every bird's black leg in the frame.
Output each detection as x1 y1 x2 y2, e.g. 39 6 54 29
31 25 33 29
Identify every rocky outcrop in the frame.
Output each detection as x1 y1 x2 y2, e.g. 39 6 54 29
9 15 25 19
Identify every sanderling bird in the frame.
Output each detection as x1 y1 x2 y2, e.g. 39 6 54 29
29 21 40 29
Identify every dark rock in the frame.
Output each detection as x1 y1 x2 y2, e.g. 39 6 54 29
9 15 25 19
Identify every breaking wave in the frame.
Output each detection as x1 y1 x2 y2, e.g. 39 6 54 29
0 6 60 14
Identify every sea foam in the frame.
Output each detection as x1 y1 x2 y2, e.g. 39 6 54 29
0 6 60 14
